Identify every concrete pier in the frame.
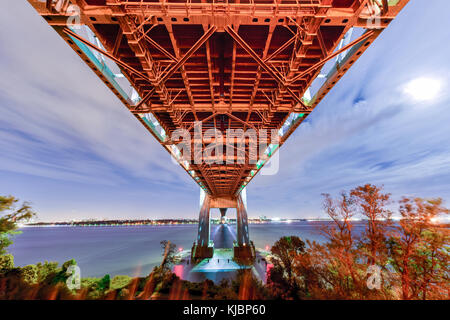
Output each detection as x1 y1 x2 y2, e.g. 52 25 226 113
176 223 269 284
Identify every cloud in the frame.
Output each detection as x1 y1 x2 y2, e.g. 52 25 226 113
0 2 192 190
248 0 450 217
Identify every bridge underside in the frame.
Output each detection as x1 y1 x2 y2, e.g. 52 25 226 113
28 0 408 263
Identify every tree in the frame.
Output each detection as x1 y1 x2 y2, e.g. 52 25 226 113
160 240 177 269
314 192 366 299
268 236 306 298
388 197 449 299
0 195 36 255
350 184 392 266
286 185 397 299
321 192 355 247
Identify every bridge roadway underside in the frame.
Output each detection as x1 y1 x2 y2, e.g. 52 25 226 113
27 0 409 198
27 0 409 265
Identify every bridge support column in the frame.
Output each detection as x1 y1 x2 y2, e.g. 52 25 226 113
191 190 213 260
234 190 255 263
191 188 255 263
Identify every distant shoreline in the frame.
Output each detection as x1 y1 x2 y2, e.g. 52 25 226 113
24 218 320 228
23 219 450 228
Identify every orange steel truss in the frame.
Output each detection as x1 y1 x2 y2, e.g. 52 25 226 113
28 0 409 197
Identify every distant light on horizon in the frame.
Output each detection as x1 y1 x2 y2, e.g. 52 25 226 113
430 217 439 224
403 77 442 102
429 216 449 224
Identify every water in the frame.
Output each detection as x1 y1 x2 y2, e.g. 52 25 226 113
7 222 365 278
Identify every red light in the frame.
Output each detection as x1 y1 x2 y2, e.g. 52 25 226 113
173 265 184 278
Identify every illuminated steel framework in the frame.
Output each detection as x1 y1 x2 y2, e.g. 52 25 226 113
29 0 409 260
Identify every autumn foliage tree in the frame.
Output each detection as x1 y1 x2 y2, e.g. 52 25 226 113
269 184 449 300
302 191 368 299
350 184 392 267
387 197 449 299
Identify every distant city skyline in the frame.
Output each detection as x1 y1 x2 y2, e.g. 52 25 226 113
1 1 450 221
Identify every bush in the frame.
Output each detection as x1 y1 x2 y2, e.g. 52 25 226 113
81 277 106 300
20 264 38 284
110 275 131 290
0 254 14 271
35 261 59 284
50 259 77 285
98 274 110 291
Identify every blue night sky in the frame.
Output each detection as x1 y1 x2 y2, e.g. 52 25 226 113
1 1 449 221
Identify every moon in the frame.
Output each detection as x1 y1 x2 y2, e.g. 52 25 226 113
403 77 442 102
